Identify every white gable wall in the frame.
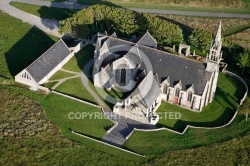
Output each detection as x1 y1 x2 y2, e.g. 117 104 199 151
15 69 38 87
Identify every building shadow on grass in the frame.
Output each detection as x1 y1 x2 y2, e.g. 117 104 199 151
5 26 56 78
157 85 242 133
157 106 236 133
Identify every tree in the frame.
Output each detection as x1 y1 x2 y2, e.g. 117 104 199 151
188 29 212 52
237 99 250 122
59 4 183 45
236 51 249 74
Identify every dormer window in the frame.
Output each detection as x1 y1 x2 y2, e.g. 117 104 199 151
175 88 180 97
187 91 192 102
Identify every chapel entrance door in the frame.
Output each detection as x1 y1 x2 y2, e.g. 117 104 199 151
174 97 178 104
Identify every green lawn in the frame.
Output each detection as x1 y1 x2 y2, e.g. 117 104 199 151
55 77 97 104
43 81 58 89
10 2 78 21
223 23 250 37
0 9 143 164
157 73 243 131
0 85 142 164
124 73 247 157
1 6 250 165
63 45 95 72
0 10 57 79
49 70 75 81
41 93 111 138
77 0 250 14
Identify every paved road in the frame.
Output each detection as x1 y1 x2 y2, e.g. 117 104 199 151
0 0 61 37
2 0 250 40
9 0 250 19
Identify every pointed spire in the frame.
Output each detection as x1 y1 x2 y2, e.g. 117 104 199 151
215 21 221 42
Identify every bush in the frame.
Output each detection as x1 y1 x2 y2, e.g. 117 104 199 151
188 28 212 52
60 4 183 45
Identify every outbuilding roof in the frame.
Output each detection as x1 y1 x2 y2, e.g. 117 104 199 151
26 39 71 83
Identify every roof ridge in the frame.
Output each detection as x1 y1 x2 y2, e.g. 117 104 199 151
107 35 204 64
137 31 157 45
26 39 68 70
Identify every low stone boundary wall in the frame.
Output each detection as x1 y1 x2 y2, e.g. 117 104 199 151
222 70 248 105
52 90 101 108
126 110 238 139
37 85 50 93
71 130 145 157
101 108 119 134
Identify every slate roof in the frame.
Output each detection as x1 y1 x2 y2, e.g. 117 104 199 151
136 32 157 48
130 71 161 109
137 45 211 95
99 33 211 95
125 46 142 66
26 39 71 83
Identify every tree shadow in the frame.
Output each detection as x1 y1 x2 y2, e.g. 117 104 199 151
157 16 193 42
5 26 56 78
36 5 79 33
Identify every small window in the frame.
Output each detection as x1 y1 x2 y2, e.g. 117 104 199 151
163 84 168 94
175 88 180 97
187 91 192 102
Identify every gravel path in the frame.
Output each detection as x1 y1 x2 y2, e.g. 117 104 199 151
80 58 111 110
0 0 61 37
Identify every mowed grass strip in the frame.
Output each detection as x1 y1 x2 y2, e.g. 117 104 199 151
77 0 250 14
10 2 78 21
41 93 111 138
49 70 76 81
55 77 97 104
63 45 94 72
124 73 247 156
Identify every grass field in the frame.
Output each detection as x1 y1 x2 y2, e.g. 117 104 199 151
55 77 97 104
0 85 143 165
124 73 247 156
0 10 57 79
0 10 143 164
1 6 250 165
226 27 250 50
77 0 250 14
10 2 78 21
43 81 58 88
157 73 244 131
49 70 75 80
63 45 95 72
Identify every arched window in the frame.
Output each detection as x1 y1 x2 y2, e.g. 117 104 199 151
175 88 180 97
187 91 192 102
163 84 168 94
121 68 126 85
